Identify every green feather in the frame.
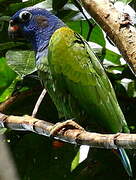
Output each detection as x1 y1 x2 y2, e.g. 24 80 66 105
46 27 128 133
37 26 132 176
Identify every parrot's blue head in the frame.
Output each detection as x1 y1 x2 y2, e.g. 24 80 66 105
8 7 65 52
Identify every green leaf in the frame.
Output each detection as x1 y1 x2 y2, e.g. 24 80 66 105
0 76 19 102
6 50 36 78
0 57 17 102
0 57 17 93
90 25 106 47
0 16 9 34
105 49 121 65
67 20 90 40
71 150 80 171
127 80 136 97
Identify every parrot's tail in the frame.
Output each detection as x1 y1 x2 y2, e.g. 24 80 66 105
118 147 133 177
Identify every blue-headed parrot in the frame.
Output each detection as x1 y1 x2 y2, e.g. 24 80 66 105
8 7 132 177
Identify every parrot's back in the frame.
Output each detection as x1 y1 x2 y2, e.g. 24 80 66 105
45 27 129 134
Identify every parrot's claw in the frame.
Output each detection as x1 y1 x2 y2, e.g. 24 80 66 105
50 119 84 137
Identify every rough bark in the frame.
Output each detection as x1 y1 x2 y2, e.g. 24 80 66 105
81 0 136 74
1 112 136 149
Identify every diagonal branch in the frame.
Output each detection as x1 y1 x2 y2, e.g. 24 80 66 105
81 0 136 75
0 112 136 149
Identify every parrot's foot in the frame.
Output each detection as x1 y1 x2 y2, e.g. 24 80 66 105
50 119 84 137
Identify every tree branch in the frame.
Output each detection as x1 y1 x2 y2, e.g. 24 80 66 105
81 0 136 75
0 112 136 149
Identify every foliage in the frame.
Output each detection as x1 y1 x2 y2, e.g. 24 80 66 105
0 0 136 179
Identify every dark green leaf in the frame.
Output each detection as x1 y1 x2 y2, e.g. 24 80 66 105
0 42 26 51
125 80 136 97
68 20 90 39
90 25 106 47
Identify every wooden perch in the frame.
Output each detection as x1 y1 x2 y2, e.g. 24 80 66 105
0 112 136 149
81 0 136 74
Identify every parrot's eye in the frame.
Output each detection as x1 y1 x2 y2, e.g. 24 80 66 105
19 11 32 22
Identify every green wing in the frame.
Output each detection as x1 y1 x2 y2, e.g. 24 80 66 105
47 27 129 133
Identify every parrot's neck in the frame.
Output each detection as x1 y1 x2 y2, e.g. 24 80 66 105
31 19 66 61
34 30 52 60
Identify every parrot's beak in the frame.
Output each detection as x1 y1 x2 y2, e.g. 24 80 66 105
8 20 24 40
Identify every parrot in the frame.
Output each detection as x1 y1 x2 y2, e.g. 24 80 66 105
8 7 132 177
